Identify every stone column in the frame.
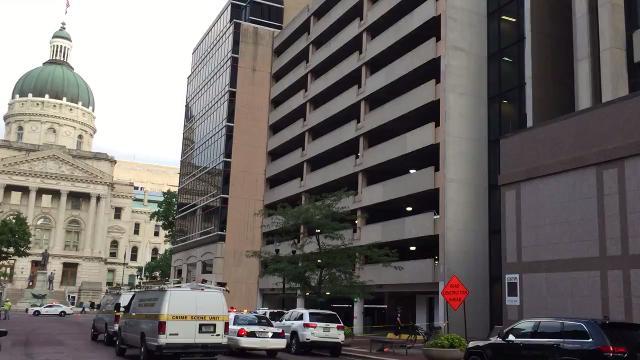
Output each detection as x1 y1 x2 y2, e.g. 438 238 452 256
0 183 5 205
598 0 629 102
573 0 596 110
26 186 38 223
83 193 98 256
93 194 108 257
353 298 364 335
53 190 68 251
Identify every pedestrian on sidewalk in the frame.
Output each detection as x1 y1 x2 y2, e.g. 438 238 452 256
2 299 12 320
80 304 86 314
47 271 55 291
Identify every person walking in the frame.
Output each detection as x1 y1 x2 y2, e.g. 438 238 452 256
2 299 12 320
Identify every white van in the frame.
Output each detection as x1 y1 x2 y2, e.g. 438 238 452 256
115 283 229 359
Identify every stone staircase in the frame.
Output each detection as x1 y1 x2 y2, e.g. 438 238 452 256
13 288 69 310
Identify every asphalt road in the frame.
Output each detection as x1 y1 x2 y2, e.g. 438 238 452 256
0 312 356 360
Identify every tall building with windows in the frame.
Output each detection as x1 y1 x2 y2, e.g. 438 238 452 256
258 0 489 338
172 0 309 310
0 23 175 307
495 0 640 325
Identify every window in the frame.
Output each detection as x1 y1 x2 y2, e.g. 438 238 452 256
16 126 24 142
186 262 196 282
130 246 138 262
114 207 122 220
563 322 591 340
41 194 52 208
64 219 81 251
309 312 341 324
201 259 213 274
154 224 161 237
133 222 140 235
267 311 285 322
61 263 78 286
533 321 563 339
33 217 53 250
506 321 537 339
174 266 183 279
70 197 82 210
10 191 22 205
76 135 83 150
109 240 119 258
106 269 115 286
151 248 159 261
127 274 136 287
233 315 273 327
46 128 57 143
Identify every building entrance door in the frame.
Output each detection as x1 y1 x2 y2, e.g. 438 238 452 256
61 263 78 286
29 261 41 289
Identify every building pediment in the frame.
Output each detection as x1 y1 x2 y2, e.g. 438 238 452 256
0 149 112 185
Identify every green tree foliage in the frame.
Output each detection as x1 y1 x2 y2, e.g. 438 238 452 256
143 249 171 280
150 190 177 244
248 191 399 299
0 213 32 262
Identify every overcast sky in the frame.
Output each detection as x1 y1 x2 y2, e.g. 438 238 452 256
0 0 227 167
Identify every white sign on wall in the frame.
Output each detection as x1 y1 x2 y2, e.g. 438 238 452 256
505 274 520 306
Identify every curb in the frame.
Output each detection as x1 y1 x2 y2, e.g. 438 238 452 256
342 351 395 360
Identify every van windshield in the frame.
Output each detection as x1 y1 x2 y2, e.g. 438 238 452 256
309 312 341 324
600 323 640 351
234 315 273 327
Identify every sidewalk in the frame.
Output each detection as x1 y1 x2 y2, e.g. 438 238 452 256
343 336 424 360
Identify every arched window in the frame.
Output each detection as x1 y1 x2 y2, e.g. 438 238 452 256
64 219 81 251
16 126 24 142
151 248 159 261
33 217 53 250
46 128 57 143
130 246 138 262
109 240 119 258
76 135 83 150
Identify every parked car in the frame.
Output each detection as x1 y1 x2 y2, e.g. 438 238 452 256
90 290 135 345
0 329 7 352
465 318 640 360
228 312 286 357
256 308 287 322
28 303 74 317
274 309 344 357
115 283 229 359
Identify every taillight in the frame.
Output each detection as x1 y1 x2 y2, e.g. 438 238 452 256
237 328 247 337
158 321 166 336
597 345 628 355
114 314 120 324
337 324 345 331
224 321 229 335
279 329 285 338
303 323 317 328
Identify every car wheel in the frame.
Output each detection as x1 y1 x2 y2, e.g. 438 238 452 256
59 311 67 317
329 345 342 357
140 337 155 360
468 356 484 360
90 324 99 341
115 333 126 357
104 325 115 346
290 334 302 355
266 350 278 358
33 310 40 316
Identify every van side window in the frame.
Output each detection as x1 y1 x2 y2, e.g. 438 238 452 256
123 294 135 313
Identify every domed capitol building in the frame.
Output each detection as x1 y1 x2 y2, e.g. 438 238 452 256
0 23 178 306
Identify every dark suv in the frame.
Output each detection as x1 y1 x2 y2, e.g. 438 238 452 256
465 318 640 360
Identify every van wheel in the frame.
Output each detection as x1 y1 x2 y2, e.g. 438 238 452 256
289 334 302 355
266 350 278 358
115 333 126 357
90 324 99 341
140 337 155 360
329 345 342 357
104 325 114 346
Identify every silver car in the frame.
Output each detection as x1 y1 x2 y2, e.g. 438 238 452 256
90 291 135 346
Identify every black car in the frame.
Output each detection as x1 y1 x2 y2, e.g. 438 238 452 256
465 318 640 360
0 329 7 352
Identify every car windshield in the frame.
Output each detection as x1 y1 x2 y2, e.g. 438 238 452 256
600 323 640 350
234 314 273 327
309 312 341 324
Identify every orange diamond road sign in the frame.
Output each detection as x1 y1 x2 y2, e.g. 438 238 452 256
441 275 469 311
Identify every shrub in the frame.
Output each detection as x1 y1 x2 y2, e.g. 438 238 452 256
425 334 467 351
344 326 354 338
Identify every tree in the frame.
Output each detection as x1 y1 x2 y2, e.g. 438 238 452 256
143 249 171 281
248 191 399 300
0 213 32 262
150 190 177 244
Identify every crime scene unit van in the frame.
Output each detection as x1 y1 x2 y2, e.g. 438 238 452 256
115 283 229 359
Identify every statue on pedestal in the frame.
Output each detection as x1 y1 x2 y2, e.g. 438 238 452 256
40 249 49 271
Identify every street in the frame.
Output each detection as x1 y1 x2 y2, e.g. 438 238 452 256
0 312 358 360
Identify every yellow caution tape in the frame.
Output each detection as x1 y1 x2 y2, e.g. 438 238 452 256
123 314 229 321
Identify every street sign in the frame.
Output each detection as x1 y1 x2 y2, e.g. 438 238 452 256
505 274 520 305
441 275 469 311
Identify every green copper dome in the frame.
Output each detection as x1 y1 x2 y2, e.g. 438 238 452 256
12 61 95 110
52 28 71 41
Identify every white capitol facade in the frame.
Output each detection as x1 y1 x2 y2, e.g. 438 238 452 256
0 24 178 305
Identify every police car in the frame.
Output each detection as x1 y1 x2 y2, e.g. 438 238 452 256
115 283 229 359
228 311 286 357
